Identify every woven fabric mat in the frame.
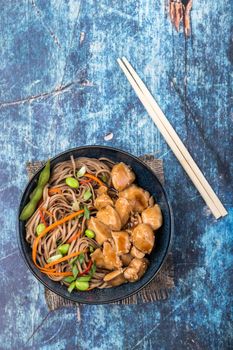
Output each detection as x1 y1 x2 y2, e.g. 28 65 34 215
26 155 174 309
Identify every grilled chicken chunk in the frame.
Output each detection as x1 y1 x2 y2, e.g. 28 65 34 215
119 185 150 213
102 241 122 270
131 223 155 254
111 231 131 255
141 204 163 230
88 217 111 245
97 205 122 231
124 258 149 282
111 162 135 191
115 197 132 227
94 193 114 210
103 269 126 286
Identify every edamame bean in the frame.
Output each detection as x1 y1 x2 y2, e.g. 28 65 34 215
36 223 46 236
58 244 70 255
85 229 95 239
38 160 50 187
75 280 89 291
65 177 79 188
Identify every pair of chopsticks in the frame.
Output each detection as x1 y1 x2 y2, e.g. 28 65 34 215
117 57 227 219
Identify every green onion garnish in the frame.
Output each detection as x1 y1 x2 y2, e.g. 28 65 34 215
78 253 85 264
63 276 76 283
84 205 90 219
76 166 86 178
47 254 63 263
83 189 92 201
72 264 79 279
89 262 96 277
68 281 76 293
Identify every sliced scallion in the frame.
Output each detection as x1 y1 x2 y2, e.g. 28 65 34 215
47 254 63 263
76 166 86 178
68 281 76 293
84 205 90 219
76 276 91 282
72 264 79 279
63 276 76 283
83 189 92 201
78 253 85 264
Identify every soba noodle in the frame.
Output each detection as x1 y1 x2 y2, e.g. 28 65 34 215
26 157 113 289
24 156 163 292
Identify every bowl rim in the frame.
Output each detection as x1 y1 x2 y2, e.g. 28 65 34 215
17 145 174 304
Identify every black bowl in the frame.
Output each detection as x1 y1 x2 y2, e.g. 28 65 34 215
18 146 173 304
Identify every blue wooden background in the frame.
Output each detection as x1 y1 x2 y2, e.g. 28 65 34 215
0 0 232 349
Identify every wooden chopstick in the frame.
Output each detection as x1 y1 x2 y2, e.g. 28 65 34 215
117 57 227 219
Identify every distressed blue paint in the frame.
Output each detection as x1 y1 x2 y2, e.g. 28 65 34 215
0 0 232 349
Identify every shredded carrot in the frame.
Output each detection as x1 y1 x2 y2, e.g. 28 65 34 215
67 230 82 243
39 208 47 227
42 271 73 277
41 207 54 218
32 209 85 269
84 173 106 187
80 178 92 185
44 250 86 269
48 187 62 195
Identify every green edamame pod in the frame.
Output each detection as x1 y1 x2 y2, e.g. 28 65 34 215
19 201 37 221
29 187 37 200
38 160 50 187
30 186 43 204
20 160 51 221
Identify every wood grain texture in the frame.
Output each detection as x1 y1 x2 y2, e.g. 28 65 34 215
0 0 232 349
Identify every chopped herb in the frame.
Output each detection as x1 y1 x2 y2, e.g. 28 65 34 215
69 256 78 265
84 205 90 219
63 276 76 283
89 246 94 253
76 275 91 282
78 253 85 264
76 166 86 178
68 281 76 293
72 264 79 279
83 189 92 201
101 175 107 183
89 262 96 277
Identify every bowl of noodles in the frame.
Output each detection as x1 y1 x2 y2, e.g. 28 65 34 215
18 146 173 304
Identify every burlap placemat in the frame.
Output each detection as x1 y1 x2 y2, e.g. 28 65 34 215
26 155 174 309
